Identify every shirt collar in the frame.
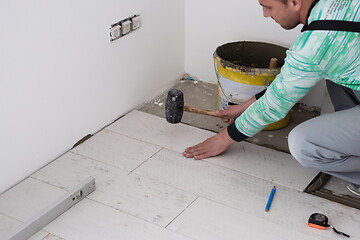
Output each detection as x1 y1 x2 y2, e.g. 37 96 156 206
302 0 321 30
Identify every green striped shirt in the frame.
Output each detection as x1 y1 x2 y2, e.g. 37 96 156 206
235 0 360 137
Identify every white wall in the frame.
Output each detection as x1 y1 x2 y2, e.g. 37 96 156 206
184 0 325 107
0 0 185 194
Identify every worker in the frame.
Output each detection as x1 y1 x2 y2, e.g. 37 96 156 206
183 0 360 195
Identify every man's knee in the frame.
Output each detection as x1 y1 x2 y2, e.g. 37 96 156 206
288 124 314 168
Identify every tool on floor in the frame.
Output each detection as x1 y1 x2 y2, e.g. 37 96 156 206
265 186 276 212
308 213 350 238
5 177 96 240
165 89 230 124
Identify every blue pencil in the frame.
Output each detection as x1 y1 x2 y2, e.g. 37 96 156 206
265 186 276 212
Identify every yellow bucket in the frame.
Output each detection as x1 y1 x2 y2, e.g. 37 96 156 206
214 41 290 130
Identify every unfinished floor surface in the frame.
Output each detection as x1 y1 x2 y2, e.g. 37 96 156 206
1 110 359 240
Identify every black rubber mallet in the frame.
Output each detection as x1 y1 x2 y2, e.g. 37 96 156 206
165 59 278 124
165 89 230 124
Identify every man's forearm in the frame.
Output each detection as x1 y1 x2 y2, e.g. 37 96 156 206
226 95 257 142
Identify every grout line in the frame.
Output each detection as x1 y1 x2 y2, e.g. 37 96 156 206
84 196 200 240
129 169 199 198
69 151 132 174
105 128 166 150
201 159 306 192
29 176 70 192
104 112 217 148
40 233 51 240
0 211 24 223
128 148 163 175
84 197 171 229
164 196 199 229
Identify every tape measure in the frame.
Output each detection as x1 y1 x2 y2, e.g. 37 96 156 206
308 213 350 238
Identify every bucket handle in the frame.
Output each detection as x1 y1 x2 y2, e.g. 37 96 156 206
213 59 233 107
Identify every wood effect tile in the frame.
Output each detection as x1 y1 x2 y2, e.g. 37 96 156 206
168 197 323 240
204 141 318 191
0 178 66 222
106 110 215 153
135 148 360 238
72 129 161 172
32 152 128 191
0 198 60 240
32 152 197 227
44 198 193 240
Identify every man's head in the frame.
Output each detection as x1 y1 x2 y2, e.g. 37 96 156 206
259 0 305 30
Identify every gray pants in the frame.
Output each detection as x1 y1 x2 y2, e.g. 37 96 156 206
288 81 360 184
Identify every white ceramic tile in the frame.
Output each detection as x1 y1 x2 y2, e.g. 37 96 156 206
44 198 192 240
0 178 66 222
135 148 360 238
32 152 197 227
204 141 318 191
71 129 161 171
168 197 323 240
106 110 215 153
0 180 61 240
0 208 57 240
135 148 276 212
32 152 128 192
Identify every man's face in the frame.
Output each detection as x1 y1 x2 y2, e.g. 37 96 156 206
259 0 300 30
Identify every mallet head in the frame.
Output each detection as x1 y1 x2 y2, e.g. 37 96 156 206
165 89 184 124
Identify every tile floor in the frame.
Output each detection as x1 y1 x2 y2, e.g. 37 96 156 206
1 110 360 240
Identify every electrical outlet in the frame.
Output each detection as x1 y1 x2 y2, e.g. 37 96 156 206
109 24 121 41
131 15 141 30
109 14 140 42
121 20 132 35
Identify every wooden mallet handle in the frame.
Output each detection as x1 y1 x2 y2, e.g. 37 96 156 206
269 58 278 69
184 106 230 120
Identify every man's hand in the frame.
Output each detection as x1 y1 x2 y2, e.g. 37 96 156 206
215 96 257 124
183 96 256 160
183 129 236 160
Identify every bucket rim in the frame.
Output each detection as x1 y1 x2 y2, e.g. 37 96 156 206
213 41 286 75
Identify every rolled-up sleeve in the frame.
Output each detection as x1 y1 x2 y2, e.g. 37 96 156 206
229 48 324 139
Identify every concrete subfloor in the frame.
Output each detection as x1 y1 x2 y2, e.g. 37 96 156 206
139 79 360 206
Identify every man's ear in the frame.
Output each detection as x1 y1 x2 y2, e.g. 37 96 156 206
289 0 302 11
